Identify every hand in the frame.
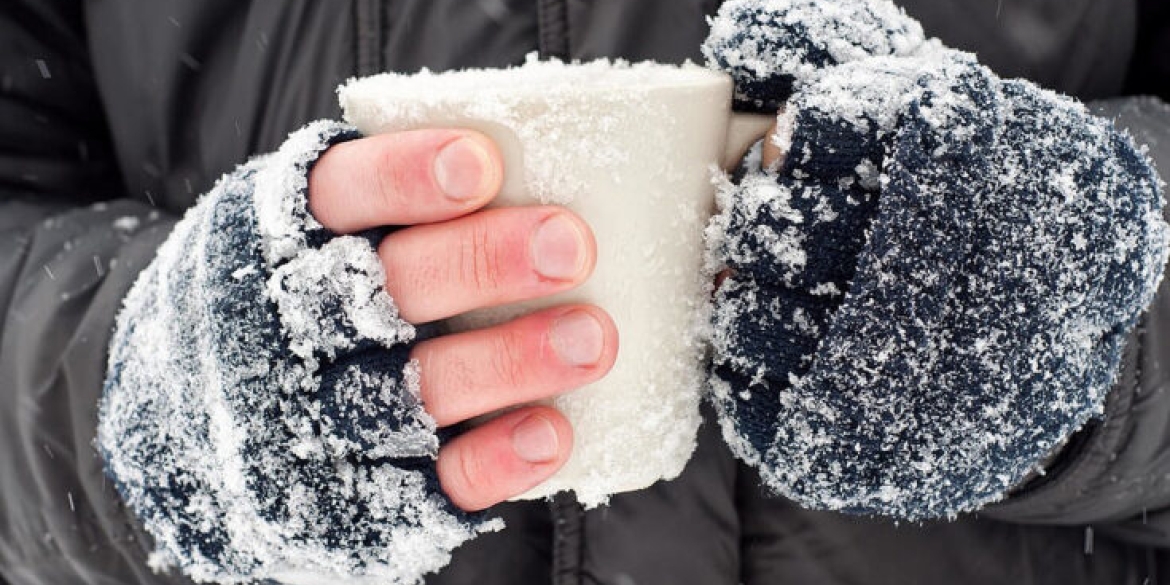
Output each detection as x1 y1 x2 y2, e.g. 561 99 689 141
99 121 623 582
703 0 1168 518
308 129 619 511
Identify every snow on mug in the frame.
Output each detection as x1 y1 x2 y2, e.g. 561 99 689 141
340 55 771 506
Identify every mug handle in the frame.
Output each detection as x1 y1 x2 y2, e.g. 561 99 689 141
721 112 777 171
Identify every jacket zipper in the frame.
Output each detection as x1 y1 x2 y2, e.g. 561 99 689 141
537 0 570 59
536 4 582 581
355 0 384 76
551 491 585 585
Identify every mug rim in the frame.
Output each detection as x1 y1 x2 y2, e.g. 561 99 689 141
339 56 732 106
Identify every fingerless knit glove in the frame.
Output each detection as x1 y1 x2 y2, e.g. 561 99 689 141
703 0 1170 519
98 122 499 585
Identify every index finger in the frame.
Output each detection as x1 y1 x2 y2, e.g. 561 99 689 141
308 129 503 233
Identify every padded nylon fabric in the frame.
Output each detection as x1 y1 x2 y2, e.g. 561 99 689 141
2 1 1169 585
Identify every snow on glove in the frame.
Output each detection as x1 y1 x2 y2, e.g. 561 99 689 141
702 0 926 112
703 0 1170 520
98 121 500 585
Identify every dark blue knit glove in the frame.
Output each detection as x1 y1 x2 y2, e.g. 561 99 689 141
98 121 500 584
702 0 926 112
703 0 1170 519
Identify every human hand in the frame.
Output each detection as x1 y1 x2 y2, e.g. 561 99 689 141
308 129 618 511
98 120 619 584
702 0 1168 520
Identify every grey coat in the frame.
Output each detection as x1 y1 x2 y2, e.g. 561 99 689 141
2 1 1169 583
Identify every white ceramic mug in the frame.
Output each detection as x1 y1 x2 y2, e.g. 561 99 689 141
340 55 771 507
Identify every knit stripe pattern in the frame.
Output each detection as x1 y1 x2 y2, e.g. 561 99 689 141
99 122 499 585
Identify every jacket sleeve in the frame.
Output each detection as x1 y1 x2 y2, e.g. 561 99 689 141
983 98 1170 543
0 2 188 584
1124 0 1170 101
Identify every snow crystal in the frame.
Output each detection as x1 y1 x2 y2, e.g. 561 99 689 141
99 123 499 585
809 282 841 297
230 265 256 280
34 58 51 79
112 215 141 232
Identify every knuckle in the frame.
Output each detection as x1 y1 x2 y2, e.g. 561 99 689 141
450 445 489 509
380 237 442 322
487 329 529 390
430 354 475 423
459 220 505 294
375 148 413 212
377 238 399 284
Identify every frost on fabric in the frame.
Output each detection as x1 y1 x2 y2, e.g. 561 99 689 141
702 0 926 112
251 121 336 265
98 122 500 585
268 237 413 370
704 47 1170 519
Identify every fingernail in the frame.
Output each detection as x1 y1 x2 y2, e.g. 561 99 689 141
434 137 490 201
549 310 604 366
531 214 586 280
512 414 559 464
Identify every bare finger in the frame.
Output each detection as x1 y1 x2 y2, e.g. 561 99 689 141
380 206 597 324
412 304 618 427
437 406 573 511
308 129 503 233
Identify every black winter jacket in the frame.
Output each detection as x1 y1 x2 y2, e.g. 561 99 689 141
2 1 1170 584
